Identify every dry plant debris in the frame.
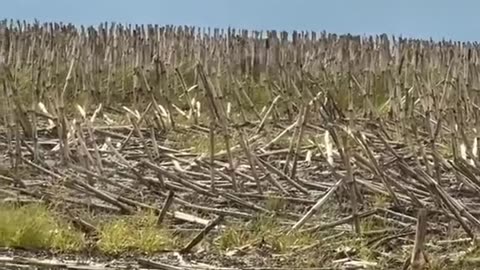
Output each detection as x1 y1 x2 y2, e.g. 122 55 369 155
0 20 480 269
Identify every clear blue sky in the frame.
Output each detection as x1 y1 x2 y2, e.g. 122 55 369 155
1 0 479 41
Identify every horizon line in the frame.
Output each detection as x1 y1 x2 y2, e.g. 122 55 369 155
0 17 474 44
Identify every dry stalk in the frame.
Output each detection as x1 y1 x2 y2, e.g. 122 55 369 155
157 190 175 226
253 155 289 195
56 48 77 164
1 65 33 138
198 63 238 191
180 215 224 254
230 82 248 123
288 178 344 234
175 68 198 124
254 95 281 134
283 105 305 174
256 156 309 194
341 133 361 235
68 163 136 193
84 105 105 173
261 121 296 150
236 127 262 193
209 121 216 191
119 102 153 151
69 178 135 214
237 79 262 120
74 122 96 185
31 64 42 162
301 209 377 234
290 103 310 179
409 208 428 270
401 163 475 238
130 114 155 161
354 131 400 206
142 160 216 197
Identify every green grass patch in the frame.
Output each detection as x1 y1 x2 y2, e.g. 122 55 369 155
216 214 316 253
372 194 390 209
361 216 389 232
0 203 85 251
0 203 178 255
264 196 287 212
246 83 272 110
97 211 177 254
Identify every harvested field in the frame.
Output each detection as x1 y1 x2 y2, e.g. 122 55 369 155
1 20 480 269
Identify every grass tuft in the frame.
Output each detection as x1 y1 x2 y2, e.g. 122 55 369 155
97 211 176 254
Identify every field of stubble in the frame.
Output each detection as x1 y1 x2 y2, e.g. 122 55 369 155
0 21 480 269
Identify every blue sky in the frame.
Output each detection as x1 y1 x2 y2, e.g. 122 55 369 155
1 0 479 41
